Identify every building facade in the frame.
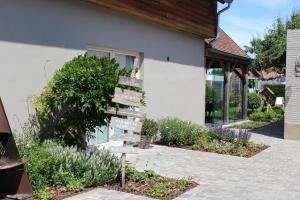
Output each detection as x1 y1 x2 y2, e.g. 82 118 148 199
285 30 300 139
0 0 224 132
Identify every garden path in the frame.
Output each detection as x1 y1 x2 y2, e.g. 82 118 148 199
66 124 300 200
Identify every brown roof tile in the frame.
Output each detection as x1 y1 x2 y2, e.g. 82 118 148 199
206 29 249 58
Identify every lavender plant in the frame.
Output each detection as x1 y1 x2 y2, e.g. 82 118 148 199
210 126 251 146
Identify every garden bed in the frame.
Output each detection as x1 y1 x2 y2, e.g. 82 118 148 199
29 167 197 200
156 140 269 158
103 167 197 200
157 118 269 158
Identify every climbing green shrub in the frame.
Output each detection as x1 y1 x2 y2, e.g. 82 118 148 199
33 54 129 148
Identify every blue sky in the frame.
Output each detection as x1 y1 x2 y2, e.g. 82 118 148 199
219 0 300 49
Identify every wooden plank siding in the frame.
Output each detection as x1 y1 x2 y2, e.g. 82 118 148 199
85 0 219 38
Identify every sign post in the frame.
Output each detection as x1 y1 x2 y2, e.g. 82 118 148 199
106 75 145 188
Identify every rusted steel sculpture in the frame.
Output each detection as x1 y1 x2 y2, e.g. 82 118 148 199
0 98 33 199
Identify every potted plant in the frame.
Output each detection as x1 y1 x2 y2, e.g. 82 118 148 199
139 118 158 149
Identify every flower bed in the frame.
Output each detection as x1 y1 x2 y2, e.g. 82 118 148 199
157 118 268 158
17 135 195 200
104 167 197 200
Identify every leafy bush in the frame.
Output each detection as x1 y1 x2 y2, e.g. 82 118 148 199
249 110 280 122
158 118 206 147
17 135 120 199
248 93 263 113
229 95 241 108
141 118 159 137
33 54 130 148
265 84 285 100
272 106 284 118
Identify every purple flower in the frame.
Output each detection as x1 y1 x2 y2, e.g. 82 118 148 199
237 129 251 140
211 126 236 139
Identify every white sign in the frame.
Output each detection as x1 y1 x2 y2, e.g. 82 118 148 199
112 87 143 107
109 146 138 154
110 134 140 142
110 117 142 132
106 107 146 118
119 76 143 88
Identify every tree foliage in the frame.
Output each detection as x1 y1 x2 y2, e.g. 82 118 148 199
245 11 300 71
33 54 130 148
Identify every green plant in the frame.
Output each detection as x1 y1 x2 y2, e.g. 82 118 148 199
146 182 169 197
248 93 263 113
249 111 267 121
206 85 215 105
174 179 193 190
265 84 285 101
272 106 284 118
16 135 120 198
229 95 241 108
33 54 130 148
158 118 206 147
126 166 155 183
141 118 158 137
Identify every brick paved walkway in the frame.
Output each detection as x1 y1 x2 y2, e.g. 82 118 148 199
66 121 300 200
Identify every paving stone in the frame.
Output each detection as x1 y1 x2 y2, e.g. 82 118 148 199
66 122 300 200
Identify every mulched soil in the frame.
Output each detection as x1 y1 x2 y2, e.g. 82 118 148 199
102 178 198 200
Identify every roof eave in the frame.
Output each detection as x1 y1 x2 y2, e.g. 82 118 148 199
207 48 252 62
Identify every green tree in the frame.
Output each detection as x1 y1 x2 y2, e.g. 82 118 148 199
34 54 130 149
245 11 300 72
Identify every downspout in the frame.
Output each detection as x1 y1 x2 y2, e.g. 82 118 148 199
211 0 233 43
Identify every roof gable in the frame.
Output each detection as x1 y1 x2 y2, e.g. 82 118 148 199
206 29 249 58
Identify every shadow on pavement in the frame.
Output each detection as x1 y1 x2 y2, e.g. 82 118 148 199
250 120 284 139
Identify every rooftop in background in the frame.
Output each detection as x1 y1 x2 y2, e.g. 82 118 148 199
206 29 250 59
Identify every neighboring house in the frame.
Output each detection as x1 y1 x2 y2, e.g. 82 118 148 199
248 70 286 92
205 29 252 126
0 0 229 133
285 30 300 140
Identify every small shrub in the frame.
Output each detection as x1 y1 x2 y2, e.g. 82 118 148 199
158 118 206 147
272 106 284 118
146 183 169 197
17 135 120 198
248 93 263 113
210 126 236 143
249 111 267 121
141 118 158 137
229 95 241 108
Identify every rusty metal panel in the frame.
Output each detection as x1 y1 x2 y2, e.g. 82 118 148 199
0 97 33 199
0 99 11 134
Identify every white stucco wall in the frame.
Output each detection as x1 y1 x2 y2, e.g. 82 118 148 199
0 0 205 132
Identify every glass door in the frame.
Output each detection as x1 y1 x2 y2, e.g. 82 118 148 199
205 68 224 127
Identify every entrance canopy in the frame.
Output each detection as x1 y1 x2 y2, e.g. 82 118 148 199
205 29 252 125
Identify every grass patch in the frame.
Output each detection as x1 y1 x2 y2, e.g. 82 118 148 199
229 121 271 129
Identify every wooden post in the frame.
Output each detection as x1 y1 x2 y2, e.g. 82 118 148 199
222 62 232 124
121 140 126 188
241 65 248 120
